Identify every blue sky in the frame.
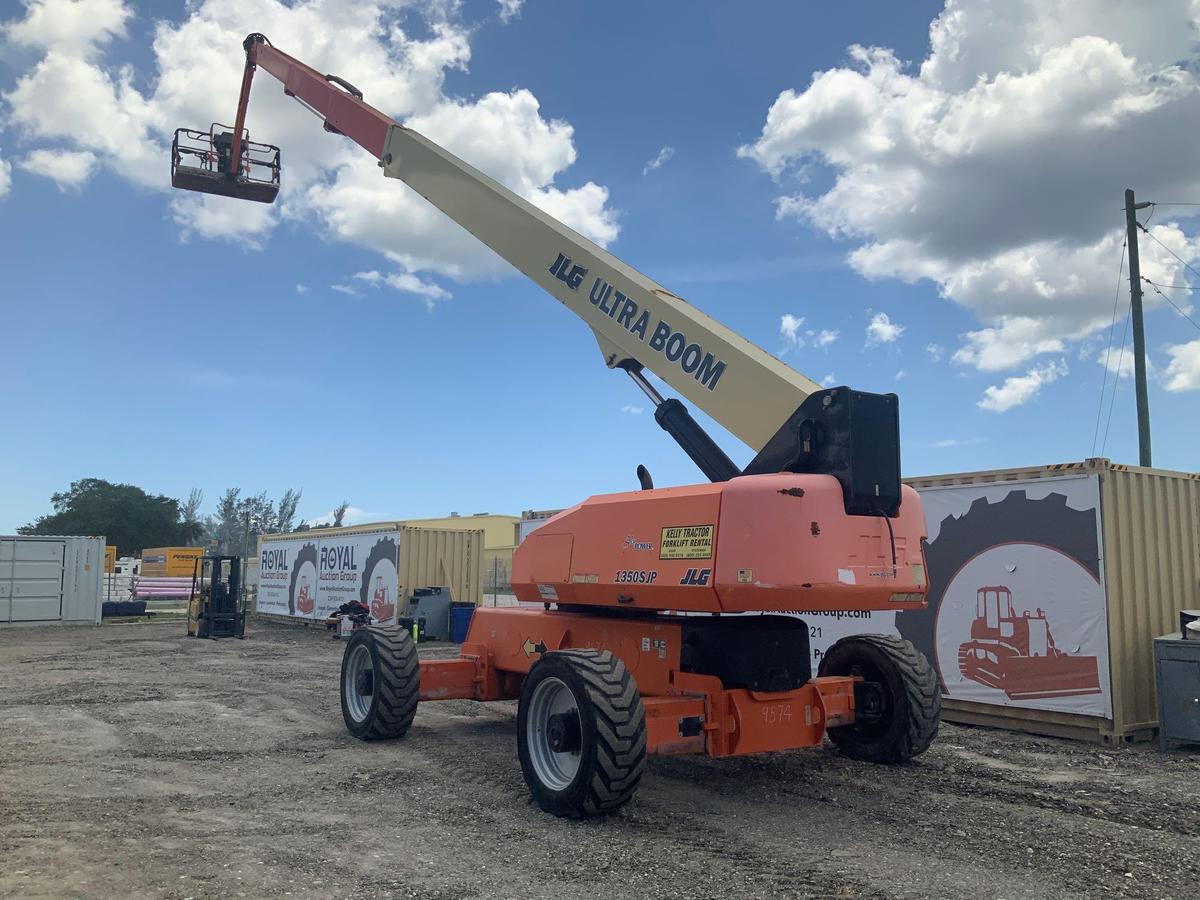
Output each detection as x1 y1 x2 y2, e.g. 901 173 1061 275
2 0 1198 532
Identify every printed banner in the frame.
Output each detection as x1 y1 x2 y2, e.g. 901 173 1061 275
804 475 1112 719
257 531 400 625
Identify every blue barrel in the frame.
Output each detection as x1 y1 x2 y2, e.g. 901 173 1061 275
450 604 475 643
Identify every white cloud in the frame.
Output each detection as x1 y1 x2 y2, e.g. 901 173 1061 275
3 0 129 60
739 1 1200 372
295 283 308 294
0 0 618 278
1163 340 1200 392
1096 344 1135 380
816 329 839 346
865 311 904 345
642 145 674 175
925 342 944 361
170 193 277 248
181 365 293 391
821 373 837 387
894 369 906 381
0 153 10 198
928 437 989 449
331 284 360 296
780 314 806 346
953 316 1064 371
4 40 160 187
354 268 451 310
780 316 838 353
18 148 98 189
978 359 1067 412
306 90 618 278
497 0 524 23
620 405 643 415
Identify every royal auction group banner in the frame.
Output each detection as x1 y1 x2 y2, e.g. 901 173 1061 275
803 475 1113 719
257 531 400 625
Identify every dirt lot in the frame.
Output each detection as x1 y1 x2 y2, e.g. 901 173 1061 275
1 621 1197 900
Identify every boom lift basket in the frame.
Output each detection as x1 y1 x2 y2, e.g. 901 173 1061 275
171 124 280 203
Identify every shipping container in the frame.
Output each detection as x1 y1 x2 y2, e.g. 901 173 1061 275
519 508 564 544
896 458 1200 743
256 523 484 625
400 513 519 548
1 535 104 626
140 546 205 578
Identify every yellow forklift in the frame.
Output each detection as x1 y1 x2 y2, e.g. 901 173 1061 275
187 556 246 639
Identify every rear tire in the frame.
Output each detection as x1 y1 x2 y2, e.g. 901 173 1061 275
818 634 940 763
340 625 419 740
517 650 646 818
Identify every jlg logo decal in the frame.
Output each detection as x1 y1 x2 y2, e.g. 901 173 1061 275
679 568 711 586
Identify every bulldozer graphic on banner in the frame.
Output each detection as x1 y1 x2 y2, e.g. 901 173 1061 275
958 586 1101 701
370 576 394 623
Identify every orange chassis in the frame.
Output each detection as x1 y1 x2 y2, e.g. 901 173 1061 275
417 607 857 758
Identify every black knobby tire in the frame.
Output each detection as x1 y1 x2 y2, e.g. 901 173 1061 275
819 634 940 763
359 536 398 607
340 625 420 740
517 649 647 818
288 542 319 616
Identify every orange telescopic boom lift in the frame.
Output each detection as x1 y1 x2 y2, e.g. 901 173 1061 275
174 34 940 818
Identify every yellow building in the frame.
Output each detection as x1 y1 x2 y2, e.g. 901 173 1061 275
397 514 519 593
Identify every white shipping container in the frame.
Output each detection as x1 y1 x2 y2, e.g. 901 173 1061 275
519 509 564 544
0 535 104 626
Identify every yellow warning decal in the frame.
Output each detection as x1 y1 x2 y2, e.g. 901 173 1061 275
659 524 715 560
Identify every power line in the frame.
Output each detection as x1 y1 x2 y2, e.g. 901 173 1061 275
1100 304 1131 457
1143 278 1200 333
1137 221 1200 285
1092 235 1126 457
1143 279 1195 290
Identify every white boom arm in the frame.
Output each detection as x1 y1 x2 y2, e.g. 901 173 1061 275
379 126 820 453
178 36 898 498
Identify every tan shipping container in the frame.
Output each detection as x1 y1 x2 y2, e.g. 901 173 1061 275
140 546 205 578
256 522 484 621
396 526 483 608
906 457 1200 743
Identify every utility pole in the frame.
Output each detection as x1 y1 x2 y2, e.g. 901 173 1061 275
1124 188 1153 467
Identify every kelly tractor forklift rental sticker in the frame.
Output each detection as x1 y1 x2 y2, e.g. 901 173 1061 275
659 525 715 560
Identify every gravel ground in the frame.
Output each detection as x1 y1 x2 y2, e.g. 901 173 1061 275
1 620 1197 900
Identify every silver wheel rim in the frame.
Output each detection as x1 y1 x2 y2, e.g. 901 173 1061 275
526 676 582 791
344 643 374 723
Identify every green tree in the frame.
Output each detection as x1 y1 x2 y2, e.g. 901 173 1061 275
275 488 302 533
18 478 200 556
212 486 305 557
180 488 205 545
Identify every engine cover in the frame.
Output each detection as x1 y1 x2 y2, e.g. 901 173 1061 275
511 473 929 615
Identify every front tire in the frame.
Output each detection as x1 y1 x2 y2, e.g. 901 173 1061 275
341 625 419 740
517 650 646 818
818 634 940 763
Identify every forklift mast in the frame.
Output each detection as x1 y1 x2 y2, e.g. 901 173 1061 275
187 555 246 640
